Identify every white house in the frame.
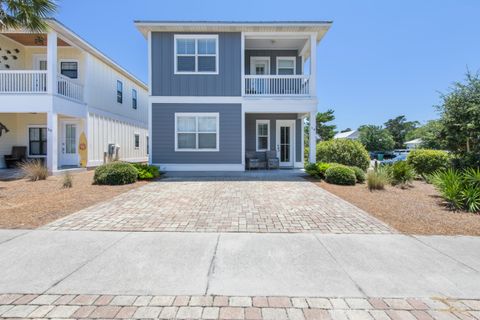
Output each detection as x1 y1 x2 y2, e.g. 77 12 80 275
0 19 148 172
334 130 359 140
405 138 422 150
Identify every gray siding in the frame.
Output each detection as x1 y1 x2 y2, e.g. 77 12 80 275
245 113 303 163
152 103 242 164
245 50 302 75
152 32 242 96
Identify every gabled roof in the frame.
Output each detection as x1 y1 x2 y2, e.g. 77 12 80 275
405 138 422 144
134 20 332 42
45 19 147 90
334 130 359 139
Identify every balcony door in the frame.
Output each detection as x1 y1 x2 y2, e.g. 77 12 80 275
276 120 295 167
250 57 270 75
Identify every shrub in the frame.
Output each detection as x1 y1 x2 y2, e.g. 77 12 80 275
93 162 138 185
316 139 370 171
132 163 160 180
367 166 391 191
350 166 366 183
19 159 48 181
305 163 320 178
317 162 333 179
387 161 415 186
407 149 450 177
62 171 73 188
325 165 356 185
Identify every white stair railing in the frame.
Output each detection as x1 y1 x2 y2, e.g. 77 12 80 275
57 74 84 102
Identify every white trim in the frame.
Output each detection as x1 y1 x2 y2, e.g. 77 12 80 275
275 119 296 168
250 56 270 75
174 112 220 152
32 54 47 70
149 96 243 104
294 162 304 168
241 106 245 166
255 119 270 152
240 32 245 97
148 102 152 164
276 56 296 75
309 33 317 96
147 31 152 96
154 163 244 172
26 124 47 158
174 34 219 75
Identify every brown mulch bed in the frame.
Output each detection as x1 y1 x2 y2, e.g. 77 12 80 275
312 179 480 236
0 171 149 229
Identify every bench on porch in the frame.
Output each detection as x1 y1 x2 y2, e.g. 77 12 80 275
4 146 27 168
245 150 279 170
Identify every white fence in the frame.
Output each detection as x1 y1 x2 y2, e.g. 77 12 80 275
244 75 310 96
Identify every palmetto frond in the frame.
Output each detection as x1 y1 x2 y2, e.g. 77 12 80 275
0 0 57 32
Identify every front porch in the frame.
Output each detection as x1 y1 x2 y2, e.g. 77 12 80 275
0 112 87 173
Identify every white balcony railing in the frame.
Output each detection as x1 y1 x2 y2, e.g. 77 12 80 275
0 70 47 93
244 75 310 96
0 70 83 102
57 74 83 102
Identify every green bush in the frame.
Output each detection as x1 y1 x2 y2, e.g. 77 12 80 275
407 149 450 177
132 163 160 180
430 168 480 212
387 161 415 186
93 162 138 185
316 139 370 171
350 166 366 183
305 162 319 178
325 165 356 185
367 166 391 191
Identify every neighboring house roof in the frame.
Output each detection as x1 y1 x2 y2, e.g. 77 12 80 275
334 130 359 139
405 138 422 145
43 19 147 90
134 20 332 43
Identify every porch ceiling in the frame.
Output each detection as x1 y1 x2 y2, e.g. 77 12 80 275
245 38 307 51
1 33 70 47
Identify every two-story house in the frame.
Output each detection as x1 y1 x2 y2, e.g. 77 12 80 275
0 19 148 173
135 21 331 171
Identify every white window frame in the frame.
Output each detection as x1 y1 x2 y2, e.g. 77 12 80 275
250 56 271 75
174 34 219 75
256 120 270 152
276 57 296 75
174 112 220 152
134 133 140 149
59 59 79 79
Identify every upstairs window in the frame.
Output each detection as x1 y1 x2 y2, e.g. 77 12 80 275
276 57 296 75
117 80 123 103
175 35 218 74
60 61 78 79
132 89 137 109
134 134 140 149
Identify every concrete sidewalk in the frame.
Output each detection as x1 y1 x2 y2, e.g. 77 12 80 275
0 230 479 299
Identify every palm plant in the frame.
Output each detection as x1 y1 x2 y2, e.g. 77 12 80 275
0 0 57 32
430 169 464 210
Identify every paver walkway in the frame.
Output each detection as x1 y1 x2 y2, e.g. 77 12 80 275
1 293 480 319
45 177 393 233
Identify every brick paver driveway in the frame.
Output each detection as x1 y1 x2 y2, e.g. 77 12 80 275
45 176 394 233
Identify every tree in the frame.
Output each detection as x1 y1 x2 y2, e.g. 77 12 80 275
384 115 419 149
304 109 337 146
405 120 445 150
436 71 480 167
0 0 57 32
358 125 395 152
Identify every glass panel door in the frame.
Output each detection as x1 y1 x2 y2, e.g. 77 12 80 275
65 124 76 154
280 126 290 162
276 120 295 167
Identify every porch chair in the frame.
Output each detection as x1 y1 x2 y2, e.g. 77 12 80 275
245 151 267 170
266 150 280 169
4 146 27 168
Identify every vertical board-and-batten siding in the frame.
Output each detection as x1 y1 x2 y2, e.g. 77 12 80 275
245 113 303 163
88 112 148 165
151 32 242 96
245 50 302 75
151 104 242 164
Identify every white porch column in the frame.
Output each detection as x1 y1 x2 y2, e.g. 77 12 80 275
309 33 317 96
47 30 58 95
309 111 317 163
47 112 58 172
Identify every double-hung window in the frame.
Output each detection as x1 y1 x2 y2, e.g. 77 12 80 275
175 35 218 74
276 57 296 75
132 89 137 109
175 113 219 151
134 134 140 149
256 120 270 151
29 127 47 156
60 61 78 79
117 80 123 103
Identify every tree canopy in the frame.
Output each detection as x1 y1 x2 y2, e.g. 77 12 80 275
405 120 445 150
384 115 419 149
358 125 395 152
0 0 57 32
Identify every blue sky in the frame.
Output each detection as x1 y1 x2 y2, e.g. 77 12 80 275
56 0 480 131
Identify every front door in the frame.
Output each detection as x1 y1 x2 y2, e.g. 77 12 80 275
60 122 79 167
276 120 295 167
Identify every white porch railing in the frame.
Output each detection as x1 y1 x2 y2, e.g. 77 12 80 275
57 74 83 102
0 70 47 93
244 75 310 96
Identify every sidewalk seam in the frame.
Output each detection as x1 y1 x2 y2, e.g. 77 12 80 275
205 233 220 295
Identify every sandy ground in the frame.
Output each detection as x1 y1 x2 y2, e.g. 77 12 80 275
0 171 148 229
314 179 480 236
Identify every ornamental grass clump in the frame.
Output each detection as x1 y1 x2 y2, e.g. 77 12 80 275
367 166 391 191
62 171 73 188
19 159 48 181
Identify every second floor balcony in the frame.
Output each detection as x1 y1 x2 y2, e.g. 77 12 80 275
0 70 84 102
